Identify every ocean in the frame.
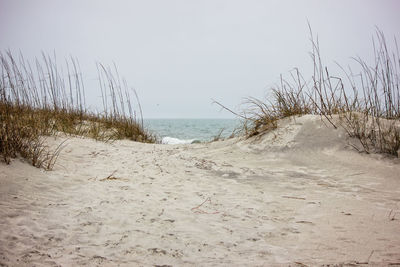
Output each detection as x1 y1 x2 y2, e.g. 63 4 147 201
143 119 241 144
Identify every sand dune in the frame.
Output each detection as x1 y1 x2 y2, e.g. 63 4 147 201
1 115 400 266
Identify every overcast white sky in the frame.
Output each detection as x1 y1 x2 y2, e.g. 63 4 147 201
0 0 399 118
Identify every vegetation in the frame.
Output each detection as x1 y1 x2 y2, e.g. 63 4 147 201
0 51 155 169
2 28 399 170
217 28 400 156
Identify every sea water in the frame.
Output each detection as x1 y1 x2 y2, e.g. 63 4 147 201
144 119 241 144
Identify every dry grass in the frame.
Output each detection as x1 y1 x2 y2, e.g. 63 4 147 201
0 51 155 169
217 27 400 156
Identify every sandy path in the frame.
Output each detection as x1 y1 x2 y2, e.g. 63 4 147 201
1 115 400 266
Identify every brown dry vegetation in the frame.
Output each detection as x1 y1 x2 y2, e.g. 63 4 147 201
0 51 155 169
218 28 400 156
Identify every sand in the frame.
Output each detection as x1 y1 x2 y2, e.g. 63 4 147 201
1 115 400 266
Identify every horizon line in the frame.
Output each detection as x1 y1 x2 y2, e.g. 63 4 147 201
143 117 238 120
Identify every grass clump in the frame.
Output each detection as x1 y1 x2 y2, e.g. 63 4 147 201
0 51 155 169
217 27 400 156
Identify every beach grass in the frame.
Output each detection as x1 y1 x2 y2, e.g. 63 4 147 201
0 51 155 169
2 28 399 170
217 28 400 156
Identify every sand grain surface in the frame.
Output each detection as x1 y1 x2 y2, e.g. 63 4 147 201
1 115 400 266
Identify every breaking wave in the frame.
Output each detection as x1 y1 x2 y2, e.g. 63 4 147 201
161 137 200 145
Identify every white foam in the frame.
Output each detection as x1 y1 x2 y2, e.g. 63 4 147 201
162 136 197 145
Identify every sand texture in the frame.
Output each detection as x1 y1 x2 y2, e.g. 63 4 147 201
1 115 400 266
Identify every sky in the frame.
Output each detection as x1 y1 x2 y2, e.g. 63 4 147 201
0 0 399 118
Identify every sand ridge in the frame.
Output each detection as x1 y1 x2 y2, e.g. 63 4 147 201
1 115 400 266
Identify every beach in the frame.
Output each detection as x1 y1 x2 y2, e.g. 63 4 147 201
1 115 400 266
